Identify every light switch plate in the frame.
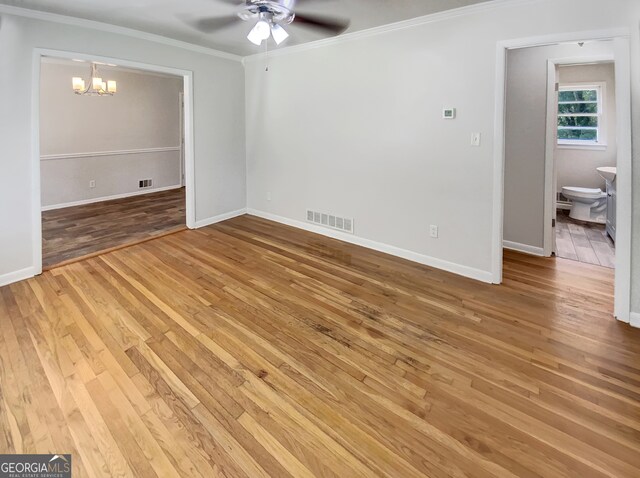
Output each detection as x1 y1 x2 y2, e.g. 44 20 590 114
471 132 481 146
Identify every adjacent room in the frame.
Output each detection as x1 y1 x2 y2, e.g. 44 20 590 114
503 39 624 319
555 61 617 268
0 1 639 477
40 57 186 268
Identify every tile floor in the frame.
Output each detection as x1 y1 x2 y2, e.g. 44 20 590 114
555 210 615 268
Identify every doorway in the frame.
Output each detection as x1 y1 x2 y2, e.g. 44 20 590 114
32 49 196 272
549 61 617 269
493 31 632 323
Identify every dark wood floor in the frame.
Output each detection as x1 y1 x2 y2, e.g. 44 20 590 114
556 211 615 268
42 188 186 269
2 215 639 477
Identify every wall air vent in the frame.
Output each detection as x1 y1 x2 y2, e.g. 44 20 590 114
306 209 354 234
139 179 153 188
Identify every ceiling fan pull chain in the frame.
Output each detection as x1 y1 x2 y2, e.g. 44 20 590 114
265 35 269 72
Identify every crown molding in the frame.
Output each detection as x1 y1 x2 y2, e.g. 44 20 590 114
0 4 243 63
243 0 539 63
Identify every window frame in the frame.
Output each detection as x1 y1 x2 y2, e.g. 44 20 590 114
556 82 606 150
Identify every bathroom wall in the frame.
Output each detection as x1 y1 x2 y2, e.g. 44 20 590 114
556 63 617 192
40 60 183 209
503 41 616 251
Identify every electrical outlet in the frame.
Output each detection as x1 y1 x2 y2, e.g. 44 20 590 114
471 132 481 147
89 180 96 188
430 225 439 238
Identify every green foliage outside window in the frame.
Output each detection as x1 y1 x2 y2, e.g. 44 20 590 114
558 87 599 144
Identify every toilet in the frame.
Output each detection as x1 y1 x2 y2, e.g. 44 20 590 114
561 186 607 224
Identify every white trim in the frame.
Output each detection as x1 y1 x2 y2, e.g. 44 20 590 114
503 241 545 257
36 48 193 79
40 146 181 161
491 37 507 284
0 5 242 63
543 59 558 257
32 51 43 276
0 267 38 288
243 0 538 63
195 208 247 229
556 144 607 151
32 48 198 279
179 92 185 187
41 184 183 211
611 37 632 323
630 313 640 329
248 209 493 284
182 72 196 230
496 28 630 51
493 29 632 324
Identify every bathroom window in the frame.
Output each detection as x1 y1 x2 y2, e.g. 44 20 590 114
557 84 604 147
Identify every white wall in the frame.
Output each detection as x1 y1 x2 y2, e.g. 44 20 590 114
40 62 183 208
557 62 617 191
0 13 246 284
245 0 640 317
503 41 615 249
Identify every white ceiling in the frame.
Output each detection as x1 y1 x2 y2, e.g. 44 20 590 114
1 0 491 56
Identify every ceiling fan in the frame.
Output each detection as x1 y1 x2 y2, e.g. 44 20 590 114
189 0 350 46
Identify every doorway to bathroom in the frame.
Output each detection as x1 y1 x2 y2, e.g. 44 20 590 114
497 32 632 324
550 61 617 269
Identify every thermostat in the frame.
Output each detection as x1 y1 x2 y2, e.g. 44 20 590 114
443 108 456 119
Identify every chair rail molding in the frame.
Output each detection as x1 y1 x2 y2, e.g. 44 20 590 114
41 146 181 161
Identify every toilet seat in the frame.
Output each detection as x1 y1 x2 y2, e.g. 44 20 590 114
562 186 606 200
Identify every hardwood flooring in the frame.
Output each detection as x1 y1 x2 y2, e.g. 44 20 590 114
555 211 615 268
42 188 186 269
2 214 639 477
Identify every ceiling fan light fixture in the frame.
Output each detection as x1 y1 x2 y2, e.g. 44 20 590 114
247 18 271 46
271 23 289 45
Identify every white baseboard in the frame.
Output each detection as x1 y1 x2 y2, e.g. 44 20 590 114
630 312 640 328
42 184 183 211
503 240 545 256
194 208 247 229
247 209 493 284
0 266 37 288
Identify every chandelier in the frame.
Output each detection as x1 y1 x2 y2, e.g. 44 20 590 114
72 63 117 96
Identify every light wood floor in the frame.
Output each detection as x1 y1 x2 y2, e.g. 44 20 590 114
42 187 186 269
2 215 639 477
556 211 615 268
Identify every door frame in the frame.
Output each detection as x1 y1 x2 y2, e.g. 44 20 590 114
31 48 196 275
492 28 632 323
179 92 186 187
544 55 616 257
543 59 559 257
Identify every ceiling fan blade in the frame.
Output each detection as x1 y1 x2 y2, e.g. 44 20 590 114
190 15 240 33
293 13 349 35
